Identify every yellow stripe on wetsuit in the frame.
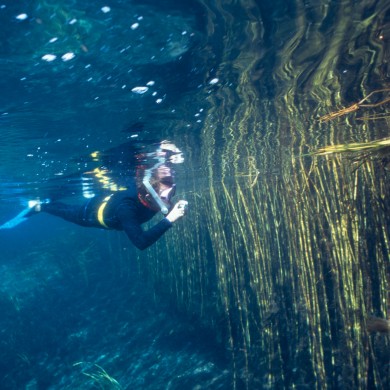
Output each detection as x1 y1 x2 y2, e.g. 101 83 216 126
97 194 113 228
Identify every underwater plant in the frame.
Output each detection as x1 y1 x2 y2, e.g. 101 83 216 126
319 89 390 122
74 362 122 390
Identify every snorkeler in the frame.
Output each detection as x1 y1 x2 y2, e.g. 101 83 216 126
0 142 188 250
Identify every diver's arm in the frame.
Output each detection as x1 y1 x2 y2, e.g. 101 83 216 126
117 206 173 250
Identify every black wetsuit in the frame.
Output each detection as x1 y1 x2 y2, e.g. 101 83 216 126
42 181 172 250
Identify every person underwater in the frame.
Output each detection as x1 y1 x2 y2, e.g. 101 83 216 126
0 141 188 250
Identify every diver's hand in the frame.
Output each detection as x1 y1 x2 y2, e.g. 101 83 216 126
166 200 188 223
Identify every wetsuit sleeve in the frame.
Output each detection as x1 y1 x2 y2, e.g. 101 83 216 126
116 205 173 250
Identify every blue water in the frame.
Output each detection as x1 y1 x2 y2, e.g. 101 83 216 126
0 1 231 389
0 0 207 200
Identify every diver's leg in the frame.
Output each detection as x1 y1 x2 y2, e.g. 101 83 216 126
42 200 97 227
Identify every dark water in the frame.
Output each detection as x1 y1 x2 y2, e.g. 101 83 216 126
1 0 389 389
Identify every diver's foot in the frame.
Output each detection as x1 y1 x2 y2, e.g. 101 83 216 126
27 198 50 213
28 199 41 212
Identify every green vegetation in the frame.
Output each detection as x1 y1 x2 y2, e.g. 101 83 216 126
133 0 390 388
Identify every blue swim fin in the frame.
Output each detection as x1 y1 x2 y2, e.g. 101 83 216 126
0 199 48 229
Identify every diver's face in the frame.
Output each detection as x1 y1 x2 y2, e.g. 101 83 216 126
155 164 175 207
156 165 171 179
159 183 176 208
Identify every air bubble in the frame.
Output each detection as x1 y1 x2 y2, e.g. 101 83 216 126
42 54 57 62
16 13 28 20
131 86 149 94
61 52 75 61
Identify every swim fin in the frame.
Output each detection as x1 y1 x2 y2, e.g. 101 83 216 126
0 199 49 229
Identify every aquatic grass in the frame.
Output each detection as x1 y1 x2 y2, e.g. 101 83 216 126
319 89 390 123
74 362 122 390
132 0 390 389
311 137 390 156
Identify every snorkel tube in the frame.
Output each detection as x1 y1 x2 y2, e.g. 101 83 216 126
142 160 169 215
143 175 169 214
